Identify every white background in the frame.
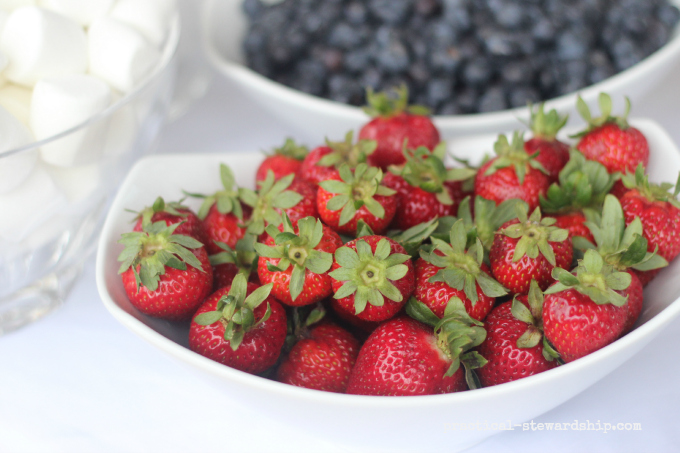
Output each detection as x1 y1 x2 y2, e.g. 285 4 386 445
2 3 680 452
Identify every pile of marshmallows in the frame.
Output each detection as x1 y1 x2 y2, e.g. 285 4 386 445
0 0 177 244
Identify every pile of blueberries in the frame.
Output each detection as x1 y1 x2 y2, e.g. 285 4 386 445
242 0 680 115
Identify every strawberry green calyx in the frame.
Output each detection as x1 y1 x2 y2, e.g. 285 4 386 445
268 138 308 160
239 172 303 235
574 92 631 135
319 163 396 226
362 84 430 118
210 234 258 279
422 219 508 304
546 249 631 307
621 163 680 209
184 163 243 220
317 131 377 168
254 216 334 301
527 103 568 141
329 237 411 314
132 196 189 229
193 274 274 351
576 194 668 272
484 132 548 184
388 217 440 257
499 206 570 266
406 297 487 387
540 150 617 214
511 280 560 362
117 221 205 291
286 303 326 350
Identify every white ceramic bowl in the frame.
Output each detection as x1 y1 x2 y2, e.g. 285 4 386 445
202 0 680 144
96 118 680 452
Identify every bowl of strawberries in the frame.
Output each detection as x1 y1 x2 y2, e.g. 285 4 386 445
96 93 680 452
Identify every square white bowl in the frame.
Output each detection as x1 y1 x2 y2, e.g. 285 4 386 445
96 118 680 453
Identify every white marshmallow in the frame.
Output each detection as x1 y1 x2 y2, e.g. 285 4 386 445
31 73 112 166
45 161 101 202
0 104 37 194
88 17 161 93
40 0 112 26
0 82 31 125
109 0 176 48
0 0 35 10
0 6 87 86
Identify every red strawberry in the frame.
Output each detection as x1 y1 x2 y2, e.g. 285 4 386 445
622 270 644 334
490 207 573 295
329 235 414 323
474 132 550 211
132 196 209 247
524 103 570 183
209 235 259 290
299 132 377 185
317 163 397 235
189 275 287 375
346 298 486 396
359 85 440 170
255 138 308 184
415 219 507 321
118 221 213 321
476 281 559 387
553 211 593 242
255 216 342 306
543 250 632 363
575 93 649 174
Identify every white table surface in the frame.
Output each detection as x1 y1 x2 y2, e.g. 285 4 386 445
2 7 680 452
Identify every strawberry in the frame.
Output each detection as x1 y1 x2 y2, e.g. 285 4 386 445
618 165 680 285
255 216 342 306
359 85 440 170
383 143 476 230
255 138 308 184
185 163 248 255
210 235 259 290
416 219 507 321
490 207 573 295
132 196 209 247
476 281 560 387
118 221 213 321
524 103 570 182
189 275 287 375
346 297 486 396
543 250 632 363
329 235 414 323
298 131 377 185
574 93 649 174
474 132 550 211
277 306 360 393
317 163 397 235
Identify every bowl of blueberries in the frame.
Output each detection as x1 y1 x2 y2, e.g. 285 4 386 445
202 0 680 142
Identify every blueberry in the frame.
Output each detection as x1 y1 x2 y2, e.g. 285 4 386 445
556 30 589 60
611 37 644 71
242 0 264 19
376 37 411 73
415 0 441 17
344 47 373 73
312 46 344 72
658 3 680 28
408 60 432 84
462 58 493 86
489 0 526 29
369 0 413 25
426 78 453 107
292 60 327 96
455 87 479 113
508 86 540 108
501 59 532 85
481 30 519 56
328 22 367 50
588 51 616 84
429 45 462 74
442 0 472 30
478 86 508 113
328 74 363 105
438 100 463 115
345 1 368 24
360 67 384 90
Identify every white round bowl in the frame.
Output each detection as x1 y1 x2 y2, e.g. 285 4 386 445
96 118 680 452
202 0 680 144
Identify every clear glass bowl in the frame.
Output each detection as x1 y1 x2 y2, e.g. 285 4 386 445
0 16 181 335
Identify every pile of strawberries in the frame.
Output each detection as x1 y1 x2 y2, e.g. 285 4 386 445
117 88 680 396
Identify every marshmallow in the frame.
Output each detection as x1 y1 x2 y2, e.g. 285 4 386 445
45 161 101 202
40 0 112 26
109 0 177 48
31 73 112 166
88 17 161 93
0 6 87 87
0 8 9 34
0 82 31 125
0 0 35 10
0 104 37 194
101 96 137 159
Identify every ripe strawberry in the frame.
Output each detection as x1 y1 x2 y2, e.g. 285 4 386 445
359 85 440 170
574 93 649 174
255 216 342 306
132 196 209 247
255 138 308 184
618 165 680 285
543 250 632 363
329 235 414 323
416 219 508 321
185 163 248 255
476 281 559 387
299 131 377 185
317 163 397 235
490 207 572 295
524 103 570 182
553 211 593 242
383 143 476 230
118 221 213 321
189 275 287 375
346 298 486 396
210 235 259 290
474 132 550 211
